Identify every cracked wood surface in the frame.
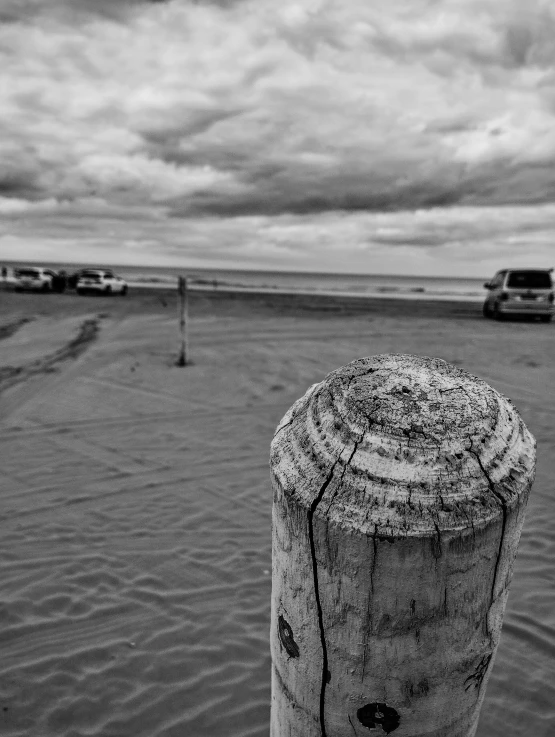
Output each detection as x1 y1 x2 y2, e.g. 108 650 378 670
270 354 535 737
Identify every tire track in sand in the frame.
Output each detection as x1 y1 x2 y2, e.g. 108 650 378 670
0 317 100 397
0 317 33 341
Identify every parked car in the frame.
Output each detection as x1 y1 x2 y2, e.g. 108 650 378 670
13 266 66 293
75 269 128 296
483 268 553 321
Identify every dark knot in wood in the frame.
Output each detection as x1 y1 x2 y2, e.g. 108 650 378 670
278 615 300 658
357 703 400 734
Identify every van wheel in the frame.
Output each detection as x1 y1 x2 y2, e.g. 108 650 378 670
105 285 112 295
121 285 128 296
493 302 504 321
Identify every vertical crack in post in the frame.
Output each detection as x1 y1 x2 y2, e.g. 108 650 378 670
369 524 378 595
307 441 359 737
324 437 363 516
468 444 508 635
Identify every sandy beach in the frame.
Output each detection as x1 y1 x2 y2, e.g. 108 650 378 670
0 285 553 737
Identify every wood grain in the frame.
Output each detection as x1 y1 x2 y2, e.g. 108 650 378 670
270 354 536 737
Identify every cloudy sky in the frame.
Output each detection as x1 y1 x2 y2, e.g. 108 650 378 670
1 0 555 275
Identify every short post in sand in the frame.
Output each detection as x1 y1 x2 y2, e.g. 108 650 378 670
177 276 188 367
270 354 535 737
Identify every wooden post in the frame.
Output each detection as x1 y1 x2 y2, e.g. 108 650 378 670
270 354 535 737
177 276 188 367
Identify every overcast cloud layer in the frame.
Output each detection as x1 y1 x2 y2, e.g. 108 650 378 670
1 0 555 274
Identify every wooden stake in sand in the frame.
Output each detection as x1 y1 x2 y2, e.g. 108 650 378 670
270 354 535 737
177 276 188 367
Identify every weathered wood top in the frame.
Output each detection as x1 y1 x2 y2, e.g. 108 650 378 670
271 354 536 537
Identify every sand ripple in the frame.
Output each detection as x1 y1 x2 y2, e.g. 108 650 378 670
0 309 554 736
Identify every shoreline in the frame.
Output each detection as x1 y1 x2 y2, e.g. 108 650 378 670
128 281 486 303
0 280 486 322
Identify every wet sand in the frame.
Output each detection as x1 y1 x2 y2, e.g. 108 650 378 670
0 286 553 736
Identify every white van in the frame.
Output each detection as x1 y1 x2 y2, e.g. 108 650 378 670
483 269 553 322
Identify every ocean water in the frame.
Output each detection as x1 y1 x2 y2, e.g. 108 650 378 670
5 262 487 301
118 266 486 301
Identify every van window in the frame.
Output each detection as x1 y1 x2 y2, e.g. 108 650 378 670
507 271 552 289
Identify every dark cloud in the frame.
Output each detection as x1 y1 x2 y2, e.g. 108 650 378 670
157 152 460 217
370 233 447 248
0 1 36 24
157 143 555 219
0 0 171 25
502 12 555 69
166 177 464 218
0 150 42 199
424 119 476 135
0 177 36 197
140 108 247 157
0 0 248 26
366 4 555 78
64 0 170 17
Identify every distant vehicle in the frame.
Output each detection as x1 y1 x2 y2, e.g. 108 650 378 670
67 269 90 290
75 269 128 296
483 268 553 322
13 266 66 293
67 268 103 290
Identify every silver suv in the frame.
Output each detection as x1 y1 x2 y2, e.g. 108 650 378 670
483 269 553 322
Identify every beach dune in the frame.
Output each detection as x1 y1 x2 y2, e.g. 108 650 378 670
0 287 553 737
